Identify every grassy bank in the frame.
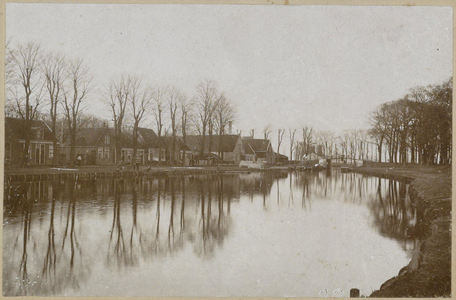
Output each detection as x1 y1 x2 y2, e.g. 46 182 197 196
356 162 451 297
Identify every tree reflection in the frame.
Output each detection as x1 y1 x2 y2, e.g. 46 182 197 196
180 177 186 233
18 182 32 293
155 177 162 250
107 178 127 267
168 178 176 249
61 178 83 288
128 178 142 266
368 177 419 251
42 180 58 282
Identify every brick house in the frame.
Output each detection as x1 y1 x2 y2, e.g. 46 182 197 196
5 117 58 166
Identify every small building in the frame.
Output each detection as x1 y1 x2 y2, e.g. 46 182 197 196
275 152 289 165
138 127 165 163
185 134 244 164
241 138 275 164
60 127 116 165
138 127 191 165
5 117 58 166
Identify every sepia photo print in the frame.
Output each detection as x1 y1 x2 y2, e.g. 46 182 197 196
2 2 453 298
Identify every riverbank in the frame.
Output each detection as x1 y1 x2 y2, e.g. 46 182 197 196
4 164 292 182
355 162 451 297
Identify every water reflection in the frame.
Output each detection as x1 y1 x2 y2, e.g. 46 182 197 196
3 170 418 296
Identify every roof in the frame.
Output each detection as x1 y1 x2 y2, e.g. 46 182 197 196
242 138 271 153
275 152 287 158
162 136 191 151
185 134 241 153
242 139 255 155
138 127 158 147
275 152 289 159
62 127 145 148
72 127 108 146
5 117 54 141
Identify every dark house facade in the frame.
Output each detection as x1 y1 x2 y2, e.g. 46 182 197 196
185 134 244 164
60 127 147 165
60 127 116 165
5 117 58 166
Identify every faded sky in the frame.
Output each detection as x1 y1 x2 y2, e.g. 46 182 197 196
6 4 453 147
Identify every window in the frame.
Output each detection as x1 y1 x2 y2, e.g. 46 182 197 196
105 135 110 145
104 147 109 159
98 147 103 159
49 145 54 158
36 129 44 139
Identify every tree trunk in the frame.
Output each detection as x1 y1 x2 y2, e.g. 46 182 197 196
132 121 139 167
70 133 76 167
378 141 383 163
200 123 206 157
115 124 122 164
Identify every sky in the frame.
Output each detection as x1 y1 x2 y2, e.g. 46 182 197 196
6 4 453 151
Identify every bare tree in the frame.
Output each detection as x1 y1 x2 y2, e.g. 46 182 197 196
78 113 109 128
42 52 66 166
5 39 17 117
130 77 151 167
263 124 272 140
316 130 337 158
348 130 359 163
195 80 217 157
179 93 192 165
167 87 184 166
8 42 44 165
289 128 297 161
62 59 92 167
153 87 167 165
104 75 131 164
301 126 313 157
277 129 285 154
214 92 236 159
340 130 351 163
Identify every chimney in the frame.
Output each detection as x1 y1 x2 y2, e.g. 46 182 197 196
228 121 232 134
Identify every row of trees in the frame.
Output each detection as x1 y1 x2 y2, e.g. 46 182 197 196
104 77 236 166
7 41 450 167
6 42 92 166
369 78 452 165
269 126 376 163
269 79 452 165
6 41 236 166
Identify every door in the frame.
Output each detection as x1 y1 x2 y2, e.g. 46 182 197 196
40 145 45 164
35 144 39 164
34 144 45 164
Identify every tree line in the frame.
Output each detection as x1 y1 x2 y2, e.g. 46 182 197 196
6 41 451 167
6 41 236 166
369 78 452 165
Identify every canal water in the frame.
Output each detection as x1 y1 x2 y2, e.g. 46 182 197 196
3 169 420 297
